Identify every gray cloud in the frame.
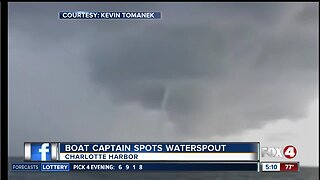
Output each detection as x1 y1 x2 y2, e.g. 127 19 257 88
86 3 318 137
8 2 318 153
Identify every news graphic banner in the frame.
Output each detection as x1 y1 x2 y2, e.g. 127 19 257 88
61 142 258 161
24 142 259 161
10 142 299 172
59 11 161 19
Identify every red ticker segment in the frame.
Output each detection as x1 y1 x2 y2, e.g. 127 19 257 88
280 162 299 172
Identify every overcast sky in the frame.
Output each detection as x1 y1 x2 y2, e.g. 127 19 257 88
8 2 318 166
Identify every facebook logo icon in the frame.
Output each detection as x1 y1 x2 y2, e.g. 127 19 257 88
25 143 58 161
32 143 51 161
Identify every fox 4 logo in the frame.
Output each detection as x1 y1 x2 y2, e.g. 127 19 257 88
261 145 297 159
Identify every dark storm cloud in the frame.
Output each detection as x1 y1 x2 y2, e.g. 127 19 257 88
9 2 318 144
86 3 318 137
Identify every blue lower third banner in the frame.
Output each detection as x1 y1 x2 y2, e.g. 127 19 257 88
58 142 259 161
24 142 259 162
11 162 258 172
